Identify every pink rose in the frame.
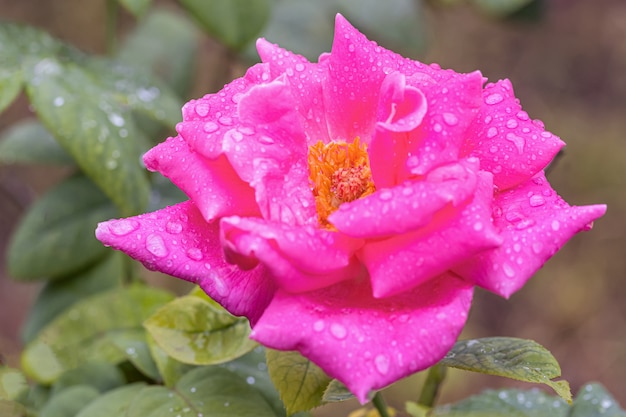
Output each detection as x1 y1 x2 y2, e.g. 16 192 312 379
96 15 606 402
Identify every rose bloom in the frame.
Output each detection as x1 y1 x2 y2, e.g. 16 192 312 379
96 15 606 402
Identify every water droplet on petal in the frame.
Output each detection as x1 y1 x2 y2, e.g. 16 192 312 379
330 323 347 339
442 112 458 126
374 354 390 375
146 234 168 257
203 122 219 133
186 247 203 261
487 127 498 138
506 133 525 154
529 194 546 207
485 93 504 105
166 221 183 234
195 102 209 117
109 219 139 236
551 220 561 231
313 320 325 332
379 190 393 201
295 63 305 71
503 263 515 278
532 242 543 254
506 119 518 129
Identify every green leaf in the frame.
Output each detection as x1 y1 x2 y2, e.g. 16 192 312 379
117 9 198 97
0 119 74 165
0 400 27 417
0 368 28 401
13 383 50 414
571 383 626 417
108 329 160 380
429 388 568 417
22 252 125 343
75 383 147 417
39 385 100 417
0 70 23 114
145 333 196 387
471 0 535 17
322 379 354 403
126 367 280 417
406 401 429 417
7 176 119 281
439 338 572 403
21 286 174 384
144 294 257 365
266 349 331 415
180 0 271 51
118 0 152 17
50 362 126 397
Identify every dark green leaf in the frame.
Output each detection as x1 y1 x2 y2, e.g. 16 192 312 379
0 368 27 401
7 176 119 281
440 338 571 403
21 286 174 384
50 362 125 397
13 383 50 414
109 329 160 380
0 119 74 165
429 388 568 417
471 0 535 17
266 349 331 415
75 383 147 417
22 252 125 343
180 0 271 51
571 383 626 417
118 0 152 17
144 294 257 365
39 385 100 417
126 367 280 417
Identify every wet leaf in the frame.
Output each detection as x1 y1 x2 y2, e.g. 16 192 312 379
144 294 257 365
145 333 196 387
7 176 119 281
118 0 152 17
126 367 280 417
322 379 354 403
0 368 28 401
266 349 331 415
180 0 270 51
429 388 568 417
571 383 626 417
75 383 147 417
0 119 74 165
39 385 100 417
440 338 571 403
21 286 174 384
22 252 125 343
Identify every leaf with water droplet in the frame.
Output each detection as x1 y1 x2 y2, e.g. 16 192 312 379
144 290 257 366
266 349 332 415
0 119 74 165
439 337 572 403
21 286 174 384
570 383 626 417
108 328 160 381
7 176 119 281
180 0 271 51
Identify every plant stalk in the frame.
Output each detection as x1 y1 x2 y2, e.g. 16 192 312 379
417 364 447 408
372 391 392 417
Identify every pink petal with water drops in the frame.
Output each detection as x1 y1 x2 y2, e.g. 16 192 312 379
143 135 260 223
95 201 275 324
330 159 479 238
251 272 473 403
454 172 607 298
461 79 565 191
360 171 502 298
256 38 331 144
220 216 364 293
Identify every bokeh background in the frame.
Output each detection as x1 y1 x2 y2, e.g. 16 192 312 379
0 0 624 414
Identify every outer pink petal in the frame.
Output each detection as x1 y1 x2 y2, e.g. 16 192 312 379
454 172 606 297
360 171 502 298
461 79 565 190
220 217 364 293
256 38 331 144
143 135 260 222
95 201 275 324
330 159 479 238
251 272 473 403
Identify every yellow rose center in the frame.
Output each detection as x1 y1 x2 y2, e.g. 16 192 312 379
307 138 376 228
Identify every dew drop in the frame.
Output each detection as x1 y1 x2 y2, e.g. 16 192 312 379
186 247 203 261
166 221 183 234
506 119 518 129
246 376 256 385
330 323 347 339
109 219 139 236
485 93 504 105
487 127 498 138
313 320 325 332
532 242 543 254
108 113 125 127
53 96 64 107
379 190 393 201
374 354 390 375
219 116 233 126
295 63 305 72
503 263 515 278
195 102 209 117
529 194 546 207
506 133 525 154
442 112 458 126
551 220 560 231
146 234 168 257
203 122 219 133
473 222 483 231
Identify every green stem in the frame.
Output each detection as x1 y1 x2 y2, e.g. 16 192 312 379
372 391 391 417
417 365 447 408
105 0 118 54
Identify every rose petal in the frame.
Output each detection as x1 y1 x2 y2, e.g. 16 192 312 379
454 172 607 297
251 272 473 403
220 216 364 293
330 159 479 238
461 79 565 190
95 201 275 324
360 171 502 298
143 135 260 222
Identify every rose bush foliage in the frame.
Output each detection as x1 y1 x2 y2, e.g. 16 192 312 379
96 15 606 402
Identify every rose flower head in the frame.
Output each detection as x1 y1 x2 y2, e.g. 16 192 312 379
96 15 606 402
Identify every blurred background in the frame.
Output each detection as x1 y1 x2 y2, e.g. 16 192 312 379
0 0 624 413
